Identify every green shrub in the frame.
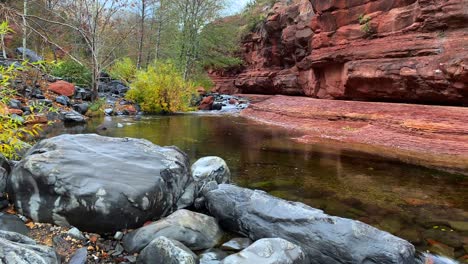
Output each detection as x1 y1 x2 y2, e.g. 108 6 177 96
358 14 372 35
0 65 42 160
126 61 195 114
109 57 137 85
51 59 92 87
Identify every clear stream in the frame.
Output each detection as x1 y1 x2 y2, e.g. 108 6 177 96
47 114 467 257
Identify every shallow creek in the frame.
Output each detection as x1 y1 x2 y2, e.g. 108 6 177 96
47 114 467 257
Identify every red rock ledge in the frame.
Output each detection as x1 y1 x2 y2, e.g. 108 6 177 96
240 95 468 174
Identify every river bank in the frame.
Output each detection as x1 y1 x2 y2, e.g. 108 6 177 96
239 95 468 175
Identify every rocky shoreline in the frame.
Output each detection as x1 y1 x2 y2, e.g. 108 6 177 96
239 95 468 175
0 134 461 263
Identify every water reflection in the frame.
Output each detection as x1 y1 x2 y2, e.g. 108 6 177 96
46 114 467 258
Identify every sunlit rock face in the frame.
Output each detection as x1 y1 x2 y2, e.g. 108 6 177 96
212 0 467 105
8 134 191 233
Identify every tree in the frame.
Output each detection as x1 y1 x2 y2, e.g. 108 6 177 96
174 0 225 80
25 0 136 99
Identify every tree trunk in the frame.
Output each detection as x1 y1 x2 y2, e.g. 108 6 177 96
22 0 27 60
137 0 146 69
1 35 6 59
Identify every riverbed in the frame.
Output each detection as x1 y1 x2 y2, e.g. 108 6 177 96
47 114 467 257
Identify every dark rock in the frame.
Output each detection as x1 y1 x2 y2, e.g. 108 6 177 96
15 47 43 62
53 235 73 260
8 99 21 109
137 236 197 264
34 94 46 99
204 184 416 264
69 247 87 264
62 110 86 123
72 103 89 115
222 238 308 264
10 114 24 124
212 103 222 111
74 87 92 101
123 209 222 253
8 134 191 233
0 154 10 174
221 238 252 251
55 95 70 106
34 99 53 107
199 248 228 264
0 213 29 236
0 230 60 263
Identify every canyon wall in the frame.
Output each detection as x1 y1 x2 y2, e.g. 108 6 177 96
212 0 468 105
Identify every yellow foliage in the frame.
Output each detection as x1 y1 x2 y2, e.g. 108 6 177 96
126 61 196 114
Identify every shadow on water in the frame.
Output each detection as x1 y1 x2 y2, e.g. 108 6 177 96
46 114 468 259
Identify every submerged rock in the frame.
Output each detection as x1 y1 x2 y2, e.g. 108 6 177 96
204 184 416 264
8 134 191 233
222 238 308 264
0 230 60 263
123 209 223 253
137 236 197 264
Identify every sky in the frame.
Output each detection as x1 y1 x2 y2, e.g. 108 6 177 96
224 0 251 15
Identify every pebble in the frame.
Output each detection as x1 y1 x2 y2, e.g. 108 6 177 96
67 227 86 241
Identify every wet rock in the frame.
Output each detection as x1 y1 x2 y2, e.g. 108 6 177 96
62 110 86 123
69 247 87 264
0 230 60 263
199 96 215 110
55 95 70 106
178 157 231 209
137 236 197 264
222 238 308 264
212 103 223 111
0 213 29 235
221 238 252 251
49 80 75 97
427 240 455 259
123 209 223 253
422 254 459 264
199 248 228 264
0 168 7 195
105 108 114 116
72 103 89 115
423 229 463 248
9 134 191 233
204 184 416 264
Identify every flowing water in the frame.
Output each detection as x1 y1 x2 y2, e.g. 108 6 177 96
47 114 468 259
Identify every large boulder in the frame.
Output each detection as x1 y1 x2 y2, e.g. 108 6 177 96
137 236 197 264
222 238 308 264
49 81 75 97
123 209 223 253
8 134 191 233
204 184 416 264
0 230 60 264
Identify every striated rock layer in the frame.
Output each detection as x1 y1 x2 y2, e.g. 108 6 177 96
212 0 468 105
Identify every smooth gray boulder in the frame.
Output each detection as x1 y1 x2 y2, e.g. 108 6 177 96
61 110 86 123
178 157 230 209
123 209 223 253
204 184 416 264
222 238 308 264
8 134 191 233
137 236 197 264
68 247 87 264
0 230 60 263
0 213 29 236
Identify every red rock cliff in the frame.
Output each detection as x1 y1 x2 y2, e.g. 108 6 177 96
212 0 468 105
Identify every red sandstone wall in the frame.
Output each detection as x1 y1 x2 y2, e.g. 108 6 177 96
211 0 468 105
